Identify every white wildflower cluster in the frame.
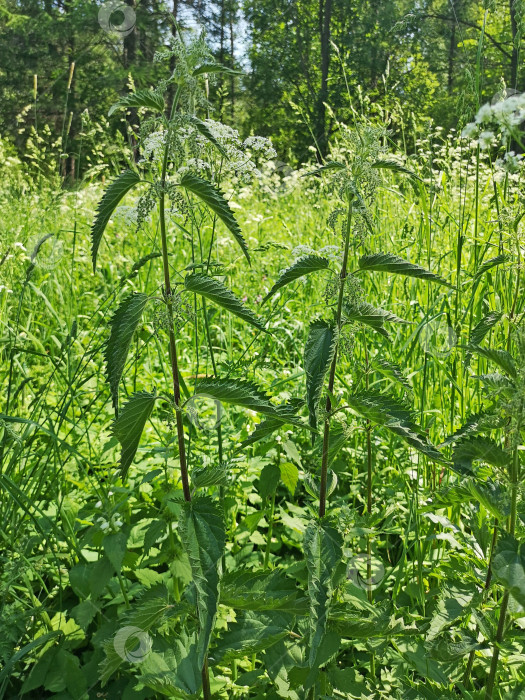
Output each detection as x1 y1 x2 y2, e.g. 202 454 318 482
94 498 123 532
495 151 524 174
462 92 525 150
140 130 166 162
243 135 277 160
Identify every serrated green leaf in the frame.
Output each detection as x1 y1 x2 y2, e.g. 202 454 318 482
304 470 337 501
259 462 281 499
492 534 525 607
112 391 157 478
427 583 478 641
304 320 337 435
304 161 346 177
304 520 343 666
474 254 509 281
359 252 451 287
371 358 411 391
343 300 409 339
179 172 249 263
136 631 201 696
237 399 305 450
91 170 141 271
468 311 503 349
441 410 501 446
108 89 165 116
263 255 330 303
467 345 517 378
179 496 226 669
187 116 227 157
193 63 242 76
185 273 267 331
191 462 230 488
371 158 422 180
220 569 307 613
423 478 510 521
452 436 510 470
105 293 149 411
210 611 290 664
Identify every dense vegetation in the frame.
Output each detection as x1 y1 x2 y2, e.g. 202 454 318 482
1 3 525 700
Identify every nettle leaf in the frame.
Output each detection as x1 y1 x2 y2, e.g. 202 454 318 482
345 393 444 462
343 300 409 339
179 496 226 668
304 320 337 435
304 519 343 666
108 89 165 116
191 462 230 489
112 392 157 478
186 116 227 157
138 630 201 696
492 534 525 607
468 311 503 350
220 568 307 614
193 63 242 76
427 583 479 641
263 255 330 303
467 345 517 378
372 358 411 391
280 461 299 495
305 161 346 177
210 611 290 664
423 478 510 521
91 170 141 271
184 273 267 331
358 252 451 287
477 373 514 396
304 470 338 501
105 293 149 411
329 601 398 639
179 172 249 263
452 436 510 470
474 254 509 281
190 378 310 430
238 399 305 450
441 410 501 446
371 158 421 180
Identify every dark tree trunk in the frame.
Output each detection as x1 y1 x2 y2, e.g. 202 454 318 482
316 0 332 158
124 0 139 161
510 0 519 89
229 0 235 119
168 0 179 116
447 4 456 94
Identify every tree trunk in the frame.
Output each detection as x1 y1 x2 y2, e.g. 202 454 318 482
168 0 179 116
316 0 332 158
447 3 456 94
229 0 235 120
124 0 139 161
510 0 519 89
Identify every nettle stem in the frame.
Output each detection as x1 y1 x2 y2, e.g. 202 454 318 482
319 194 353 518
159 87 211 699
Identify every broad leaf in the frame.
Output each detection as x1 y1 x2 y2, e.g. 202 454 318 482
423 478 510 521
452 436 510 470
372 358 411 391
191 462 230 489
371 159 421 180
187 116 227 157
441 410 501 446
112 391 157 477
91 170 141 271
193 63 242 76
427 583 479 641
138 631 201 696
179 497 226 668
108 89 165 116
185 273 267 331
468 311 503 349
263 255 330 303
237 399 305 450
343 300 409 339
105 293 149 411
467 345 517 378
304 320 337 435
220 568 307 614
210 611 290 664
474 254 509 281
179 172 249 263
359 252 451 287
304 519 343 666
492 534 525 607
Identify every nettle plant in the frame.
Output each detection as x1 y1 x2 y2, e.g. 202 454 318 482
257 124 452 691
88 33 314 698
